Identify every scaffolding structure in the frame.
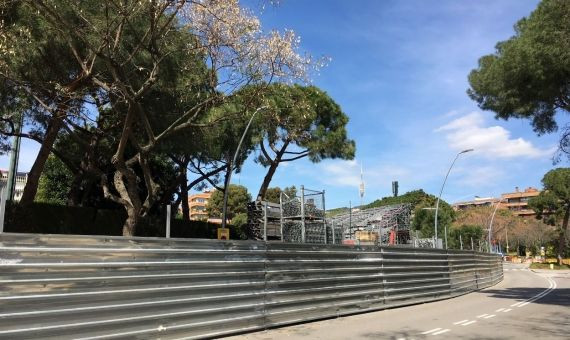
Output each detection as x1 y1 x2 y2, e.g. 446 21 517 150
246 186 332 243
246 188 412 246
328 204 412 245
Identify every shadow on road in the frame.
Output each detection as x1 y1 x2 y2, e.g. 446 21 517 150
479 287 570 307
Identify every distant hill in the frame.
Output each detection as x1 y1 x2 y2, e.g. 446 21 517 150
363 189 437 209
327 189 441 216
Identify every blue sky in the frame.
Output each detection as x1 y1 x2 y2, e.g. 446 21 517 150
1 0 564 209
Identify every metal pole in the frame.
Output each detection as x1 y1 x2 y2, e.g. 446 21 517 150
166 205 171 238
0 186 7 233
332 220 335 244
300 185 306 243
460 233 463 250
434 149 473 249
6 114 23 201
263 201 268 241
349 200 352 237
471 237 474 251
322 189 327 244
506 228 509 254
221 106 265 229
488 198 503 253
279 192 284 242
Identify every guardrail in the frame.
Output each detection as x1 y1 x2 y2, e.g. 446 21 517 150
0 233 502 339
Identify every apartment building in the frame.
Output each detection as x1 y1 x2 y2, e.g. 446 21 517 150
500 187 540 217
452 196 500 210
187 189 213 221
453 187 541 218
0 169 28 202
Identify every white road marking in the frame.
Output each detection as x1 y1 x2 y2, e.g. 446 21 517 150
509 273 557 308
432 329 450 335
453 320 469 325
519 277 557 307
462 321 477 326
503 308 512 312
495 308 505 312
476 314 488 318
484 314 496 319
421 328 442 335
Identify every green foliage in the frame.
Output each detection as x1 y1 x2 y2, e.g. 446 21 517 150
36 155 73 205
529 168 570 258
412 200 455 239
230 212 248 240
264 186 297 203
207 185 251 220
364 189 435 209
4 201 242 239
250 83 355 198
258 84 356 163
448 225 484 250
326 207 349 217
468 0 570 154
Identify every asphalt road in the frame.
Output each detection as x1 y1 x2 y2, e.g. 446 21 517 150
226 263 570 339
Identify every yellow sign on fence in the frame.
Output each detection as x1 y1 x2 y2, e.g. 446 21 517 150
217 228 229 240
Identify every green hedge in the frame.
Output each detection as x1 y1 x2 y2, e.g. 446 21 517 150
4 202 243 239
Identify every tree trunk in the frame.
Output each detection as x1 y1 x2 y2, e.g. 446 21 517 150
257 160 279 201
257 141 290 200
181 177 189 221
558 206 570 265
123 205 139 237
20 114 64 205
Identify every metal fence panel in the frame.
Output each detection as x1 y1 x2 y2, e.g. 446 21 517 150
264 243 384 327
0 233 503 339
0 234 267 340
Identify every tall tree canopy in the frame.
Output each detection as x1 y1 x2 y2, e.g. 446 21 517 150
251 84 355 199
467 0 570 158
529 168 570 262
0 0 321 236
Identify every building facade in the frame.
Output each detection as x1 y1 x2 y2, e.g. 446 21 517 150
452 196 500 210
0 169 28 202
500 187 540 217
187 189 213 221
452 187 541 218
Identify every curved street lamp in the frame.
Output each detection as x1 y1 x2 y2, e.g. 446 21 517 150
488 197 505 253
434 148 474 249
221 106 266 229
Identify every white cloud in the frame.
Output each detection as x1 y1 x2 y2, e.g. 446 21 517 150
317 160 410 189
436 111 555 159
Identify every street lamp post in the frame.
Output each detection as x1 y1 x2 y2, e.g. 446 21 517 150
221 106 266 229
488 197 505 253
434 149 473 249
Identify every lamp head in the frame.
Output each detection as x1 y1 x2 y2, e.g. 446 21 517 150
460 148 474 154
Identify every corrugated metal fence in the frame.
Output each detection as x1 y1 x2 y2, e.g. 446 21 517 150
0 233 502 339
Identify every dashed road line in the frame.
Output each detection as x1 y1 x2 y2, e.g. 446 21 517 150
476 314 488 318
453 319 469 325
495 308 505 312
421 328 442 335
503 308 512 312
432 329 450 335
461 320 477 326
483 314 496 319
